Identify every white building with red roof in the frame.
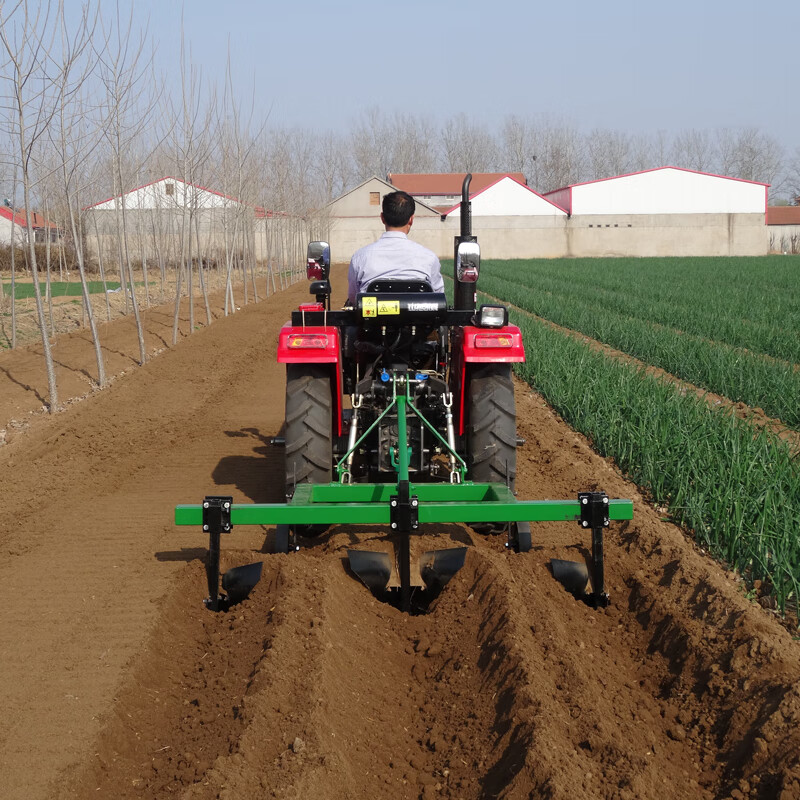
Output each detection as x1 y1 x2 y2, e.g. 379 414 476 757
324 167 769 260
84 177 268 262
85 177 259 212
0 207 61 245
0 207 28 245
543 167 767 216
443 175 567 218
388 172 527 213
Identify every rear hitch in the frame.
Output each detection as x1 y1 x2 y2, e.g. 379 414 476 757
552 492 610 608
202 496 262 611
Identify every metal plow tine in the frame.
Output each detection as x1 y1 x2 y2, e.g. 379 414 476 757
551 558 590 597
419 547 468 594
347 550 392 594
221 562 264 606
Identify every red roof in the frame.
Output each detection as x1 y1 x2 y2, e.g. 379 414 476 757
0 207 59 228
388 173 526 196
20 210 57 228
767 206 800 225
0 206 27 226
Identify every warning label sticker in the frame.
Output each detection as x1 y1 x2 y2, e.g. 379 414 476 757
377 300 400 315
362 296 377 317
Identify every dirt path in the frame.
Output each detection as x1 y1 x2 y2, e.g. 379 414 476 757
1 268 800 800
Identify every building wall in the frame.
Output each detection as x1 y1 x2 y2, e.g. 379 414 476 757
328 177 439 219
768 226 800 254
327 212 767 263
0 215 24 245
84 208 267 262
569 169 767 215
564 213 766 257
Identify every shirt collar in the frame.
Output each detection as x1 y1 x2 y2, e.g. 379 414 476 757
381 231 408 239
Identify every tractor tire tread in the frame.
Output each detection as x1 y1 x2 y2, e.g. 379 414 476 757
285 364 333 492
467 363 517 489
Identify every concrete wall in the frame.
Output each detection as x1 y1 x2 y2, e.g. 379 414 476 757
563 213 766 257
768 226 800 254
84 208 266 263
328 212 767 263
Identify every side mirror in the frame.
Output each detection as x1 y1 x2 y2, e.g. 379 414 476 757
307 241 331 281
456 240 480 283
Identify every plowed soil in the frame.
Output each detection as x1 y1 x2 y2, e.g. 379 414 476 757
2 268 800 800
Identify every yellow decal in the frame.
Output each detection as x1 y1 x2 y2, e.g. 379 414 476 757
362 296 377 317
377 300 400 315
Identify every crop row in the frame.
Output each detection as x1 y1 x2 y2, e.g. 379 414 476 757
484 257 800 365
478 270 800 430
494 298 800 613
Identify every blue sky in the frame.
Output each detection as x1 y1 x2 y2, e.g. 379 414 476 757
132 0 795 147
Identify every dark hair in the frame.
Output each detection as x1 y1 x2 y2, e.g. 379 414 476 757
382 190 415 227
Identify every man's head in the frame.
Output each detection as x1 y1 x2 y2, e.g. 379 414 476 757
381 190 416 230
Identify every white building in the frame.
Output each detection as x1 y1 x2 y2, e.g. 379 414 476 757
544 166 768 216
87 177 247 212
84 177 266 263
444 175 567 218
0 207 27 245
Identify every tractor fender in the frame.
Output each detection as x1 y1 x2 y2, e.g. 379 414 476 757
456 325 525 436
278 324 343 436
460 324 525 363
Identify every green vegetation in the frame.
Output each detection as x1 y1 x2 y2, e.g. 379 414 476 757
478 257 800 429
501 301 800 613
444 256 800 613
484 256 799 361
2 281 121 299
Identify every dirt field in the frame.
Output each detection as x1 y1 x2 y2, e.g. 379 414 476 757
1 267 800 800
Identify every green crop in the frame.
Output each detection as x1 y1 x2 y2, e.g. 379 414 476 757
497 298 800 613
477 260 800 430
484 256 800 363
3 281 122 299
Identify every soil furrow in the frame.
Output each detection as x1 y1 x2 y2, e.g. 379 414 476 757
1 266 799 800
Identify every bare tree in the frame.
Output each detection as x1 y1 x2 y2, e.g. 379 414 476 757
0 0 61 410
716 127 783 187
95 1 156 365
671 128 716 172
534 121 585 193
787 147 800 204
50 0 107 386
586 128 633 180
350 106 395 180
168 24 217 344
440 113 497 172
499 115 538 186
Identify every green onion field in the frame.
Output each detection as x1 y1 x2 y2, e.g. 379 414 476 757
469 256 799 610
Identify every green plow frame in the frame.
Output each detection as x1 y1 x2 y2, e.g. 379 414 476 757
176 374 633 612
175 483 634 528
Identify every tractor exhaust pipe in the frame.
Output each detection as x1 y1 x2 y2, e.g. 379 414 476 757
453 173 478 312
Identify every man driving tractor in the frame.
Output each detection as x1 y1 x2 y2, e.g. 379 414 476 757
347 190 444 303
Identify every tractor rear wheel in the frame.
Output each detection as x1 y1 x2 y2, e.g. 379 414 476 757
467 364 516 534
285 364 333 536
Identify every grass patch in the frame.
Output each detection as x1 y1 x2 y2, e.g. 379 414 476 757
2 281 122 299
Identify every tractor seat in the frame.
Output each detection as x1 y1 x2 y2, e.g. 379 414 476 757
366 280 432 293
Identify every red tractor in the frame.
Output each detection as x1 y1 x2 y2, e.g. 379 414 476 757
176 175 633 613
